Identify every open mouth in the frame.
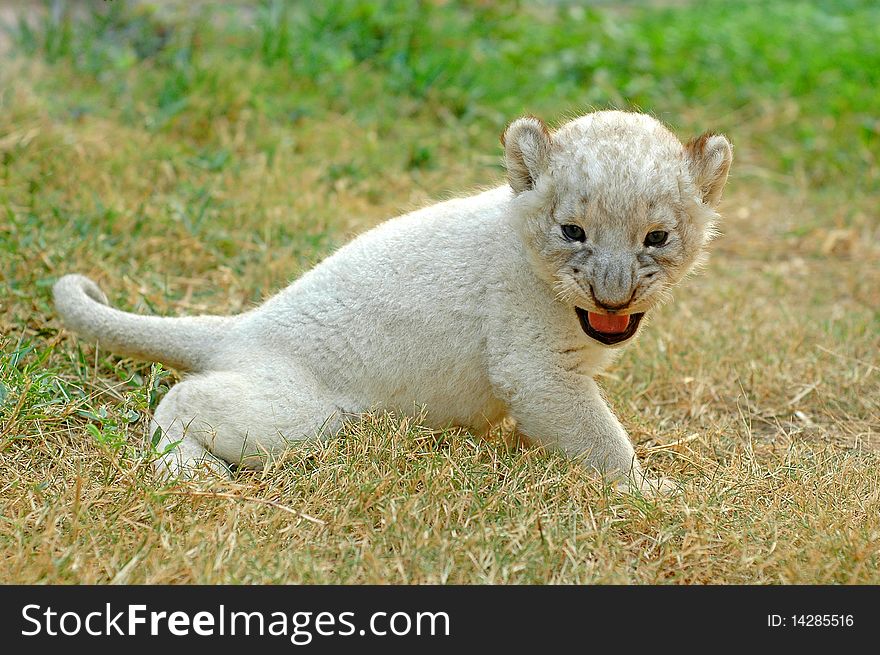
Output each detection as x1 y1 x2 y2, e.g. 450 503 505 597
575 307 645 345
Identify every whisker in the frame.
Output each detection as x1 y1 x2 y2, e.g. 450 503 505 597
630 278 672 309
552 276 581 305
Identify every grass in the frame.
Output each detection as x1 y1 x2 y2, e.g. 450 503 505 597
1 0 878 584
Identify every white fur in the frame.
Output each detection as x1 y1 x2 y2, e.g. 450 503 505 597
54 111 732 493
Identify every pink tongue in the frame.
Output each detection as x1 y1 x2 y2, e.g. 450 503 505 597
587 312 630 334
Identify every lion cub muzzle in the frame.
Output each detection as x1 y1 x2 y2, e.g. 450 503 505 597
575 307 645 345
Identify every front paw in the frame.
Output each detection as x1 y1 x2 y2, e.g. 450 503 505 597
615 472 679 497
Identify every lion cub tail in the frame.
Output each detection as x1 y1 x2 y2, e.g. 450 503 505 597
53 274 233 373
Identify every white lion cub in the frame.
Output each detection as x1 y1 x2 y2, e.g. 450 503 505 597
54 110 731 492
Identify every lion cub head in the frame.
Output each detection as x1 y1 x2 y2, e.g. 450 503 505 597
502 110 732 346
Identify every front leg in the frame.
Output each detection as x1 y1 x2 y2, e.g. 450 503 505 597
501 371 641 482
484 283 671 493
488 346 670 494
513 377 671 494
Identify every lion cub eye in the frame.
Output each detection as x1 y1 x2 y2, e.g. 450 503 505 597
561 224 586 242
644 230 669 247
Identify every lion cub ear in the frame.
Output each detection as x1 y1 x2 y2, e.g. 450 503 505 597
502 116 552 194
685 132 733 207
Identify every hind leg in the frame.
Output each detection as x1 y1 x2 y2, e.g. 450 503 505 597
150 415 231 480
149 368 350 479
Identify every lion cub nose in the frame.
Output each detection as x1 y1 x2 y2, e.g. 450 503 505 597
594 297 631 312
589 283 635 312
589 252 637 311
